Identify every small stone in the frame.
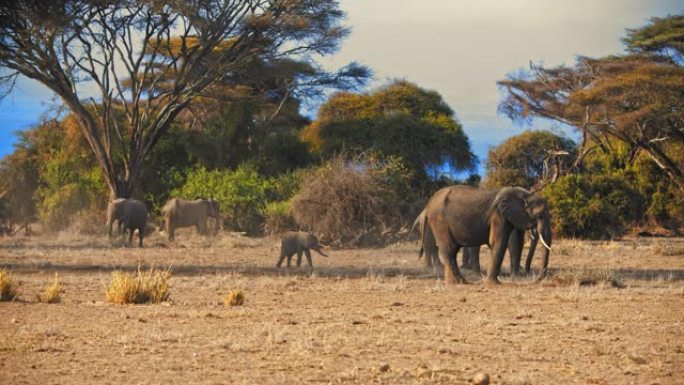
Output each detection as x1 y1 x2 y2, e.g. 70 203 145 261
472 372 490 385
10 318 17 323
378 363 390 372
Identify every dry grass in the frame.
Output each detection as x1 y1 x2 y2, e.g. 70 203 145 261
1 235 683 385
105 265 171 304
225 289 245 306
37 274 62 304
0 268 18 301
549 267 625 288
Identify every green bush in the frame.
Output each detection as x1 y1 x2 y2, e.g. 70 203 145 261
543 173 641 239
262 200 296 235
173 165 308 235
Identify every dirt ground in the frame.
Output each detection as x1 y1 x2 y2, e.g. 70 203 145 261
1 230 683 385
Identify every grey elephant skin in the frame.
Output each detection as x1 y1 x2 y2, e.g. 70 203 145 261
106 198 148 247
421 185 552 285
161 198 220 241
411 210 480 272
276 231 329 268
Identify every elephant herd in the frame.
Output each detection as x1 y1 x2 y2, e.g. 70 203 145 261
106 185 552 285
413 185 552 285
106 197 220 247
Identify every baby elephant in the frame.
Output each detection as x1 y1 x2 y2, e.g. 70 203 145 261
276 231 329 268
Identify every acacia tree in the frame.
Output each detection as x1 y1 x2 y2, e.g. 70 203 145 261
0 0 365 198
498 15 684 190
300 80 476 187
484 130 575 189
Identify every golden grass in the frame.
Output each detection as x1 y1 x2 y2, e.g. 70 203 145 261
37 274 62 304
225 289 245 306
105 266 171 304
0 268 18 301
550 267 625 288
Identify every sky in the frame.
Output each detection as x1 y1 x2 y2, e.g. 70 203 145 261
0 0 681 174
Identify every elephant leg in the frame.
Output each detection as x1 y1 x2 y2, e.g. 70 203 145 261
431 249 443 275
304 249 313 268
138 226 144 247
294 251 302 267
276 253 287 268
466 247 481 273
424 249 433 268
437 243 467 285
525 234 539 274
127 226 134 245
167 222 175 241
508 229 524 276
485 222 513 285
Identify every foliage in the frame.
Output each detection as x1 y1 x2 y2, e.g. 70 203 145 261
173 164 307 234
225 289 245 306
0 132 39 233
624 14 684 60
0 0 366 198
30 118 109 231
291 153 416 246
498 15 684 190
262 201 296 235
485 130 576 189
543 173 641 239
105 266 171 305
37 274 62 304
0 268 18 301
300 80 475 188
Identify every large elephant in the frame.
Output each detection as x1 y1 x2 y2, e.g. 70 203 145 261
421 185 552 285
412 209 487 273
161 198 221 241
106 198 148 247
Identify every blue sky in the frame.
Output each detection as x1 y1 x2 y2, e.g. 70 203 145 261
0 1 681 174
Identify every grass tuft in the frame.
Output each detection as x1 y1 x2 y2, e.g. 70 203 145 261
38 274 62 303
550 267 625 288
225 289 245 306
0 268 18 301
106 265 171 304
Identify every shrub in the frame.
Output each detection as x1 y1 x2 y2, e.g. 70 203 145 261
105 266 171 304
173 165 272 234
38 274 62 303
0 269 18 301
543 173 641 239
262 201 296 235
225 289 245 306
291 154 414 246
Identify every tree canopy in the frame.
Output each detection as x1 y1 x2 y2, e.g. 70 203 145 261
0 0 367 198
484 130 576 189
498 14 684 190
300 80 476 185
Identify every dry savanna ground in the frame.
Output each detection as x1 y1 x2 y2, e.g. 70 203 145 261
1 229 683 385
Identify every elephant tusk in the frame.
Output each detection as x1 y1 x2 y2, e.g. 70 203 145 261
539 232 552 251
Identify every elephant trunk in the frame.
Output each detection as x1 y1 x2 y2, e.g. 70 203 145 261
524 233 538 274
535 218 552 281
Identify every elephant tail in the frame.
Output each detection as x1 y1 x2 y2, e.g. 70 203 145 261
418 214 428 260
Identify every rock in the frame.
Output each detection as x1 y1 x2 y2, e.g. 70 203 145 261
378 363 390 372
472 372 490 385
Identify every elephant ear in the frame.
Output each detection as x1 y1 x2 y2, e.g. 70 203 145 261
495 188 534 230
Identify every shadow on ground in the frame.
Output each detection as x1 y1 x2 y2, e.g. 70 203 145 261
1 260 683 282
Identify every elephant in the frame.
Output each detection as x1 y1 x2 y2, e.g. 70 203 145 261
106 198 148 247
160 198 221 241
411 209 483 273
421 185 552 285
460 231 537 276
276 231 329 268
